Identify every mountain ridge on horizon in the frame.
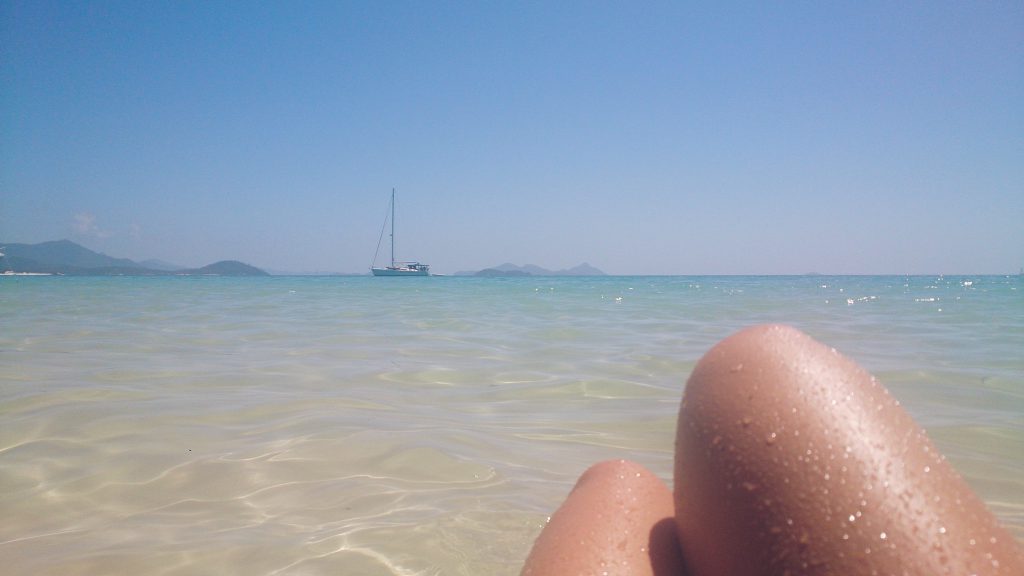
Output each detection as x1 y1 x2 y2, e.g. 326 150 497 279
455 262 607 277
0 239 268 276
0 240 608 277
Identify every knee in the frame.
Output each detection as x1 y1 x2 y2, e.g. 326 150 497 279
575 459 656 490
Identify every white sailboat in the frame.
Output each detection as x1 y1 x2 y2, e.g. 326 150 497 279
371 189 430 276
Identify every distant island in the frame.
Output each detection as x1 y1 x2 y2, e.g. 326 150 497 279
0 240 269 276
456 262 606 277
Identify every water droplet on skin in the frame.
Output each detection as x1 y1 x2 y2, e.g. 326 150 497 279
880 532 887 540
923 465 931 473
849 514 856 523
743 482 758 492
765 432 777 445
730 363 744 373
742 417 752 427
938 526 947 535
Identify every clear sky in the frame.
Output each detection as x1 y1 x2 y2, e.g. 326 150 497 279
2 1 1021 274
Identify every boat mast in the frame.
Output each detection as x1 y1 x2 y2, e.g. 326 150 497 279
390 188 395 267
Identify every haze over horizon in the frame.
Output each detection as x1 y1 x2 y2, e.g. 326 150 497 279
3 3 1021 275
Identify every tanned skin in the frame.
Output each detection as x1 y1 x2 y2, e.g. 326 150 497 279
523 325 1023 576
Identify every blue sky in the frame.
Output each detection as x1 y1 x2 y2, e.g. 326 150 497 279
2 1 1021 274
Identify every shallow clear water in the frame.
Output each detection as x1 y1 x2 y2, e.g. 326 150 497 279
1 275 1021 574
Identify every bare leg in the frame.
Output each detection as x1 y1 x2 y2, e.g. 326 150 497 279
521 459 685 576
675 325 1024 575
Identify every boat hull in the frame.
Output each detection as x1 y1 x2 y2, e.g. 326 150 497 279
371 267 430 277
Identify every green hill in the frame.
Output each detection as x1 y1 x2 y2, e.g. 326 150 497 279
1 239 142 272
186 261 269 276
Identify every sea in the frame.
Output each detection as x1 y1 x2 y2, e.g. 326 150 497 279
1 275 1021 575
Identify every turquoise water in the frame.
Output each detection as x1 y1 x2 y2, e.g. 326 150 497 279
1 275 1021 575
